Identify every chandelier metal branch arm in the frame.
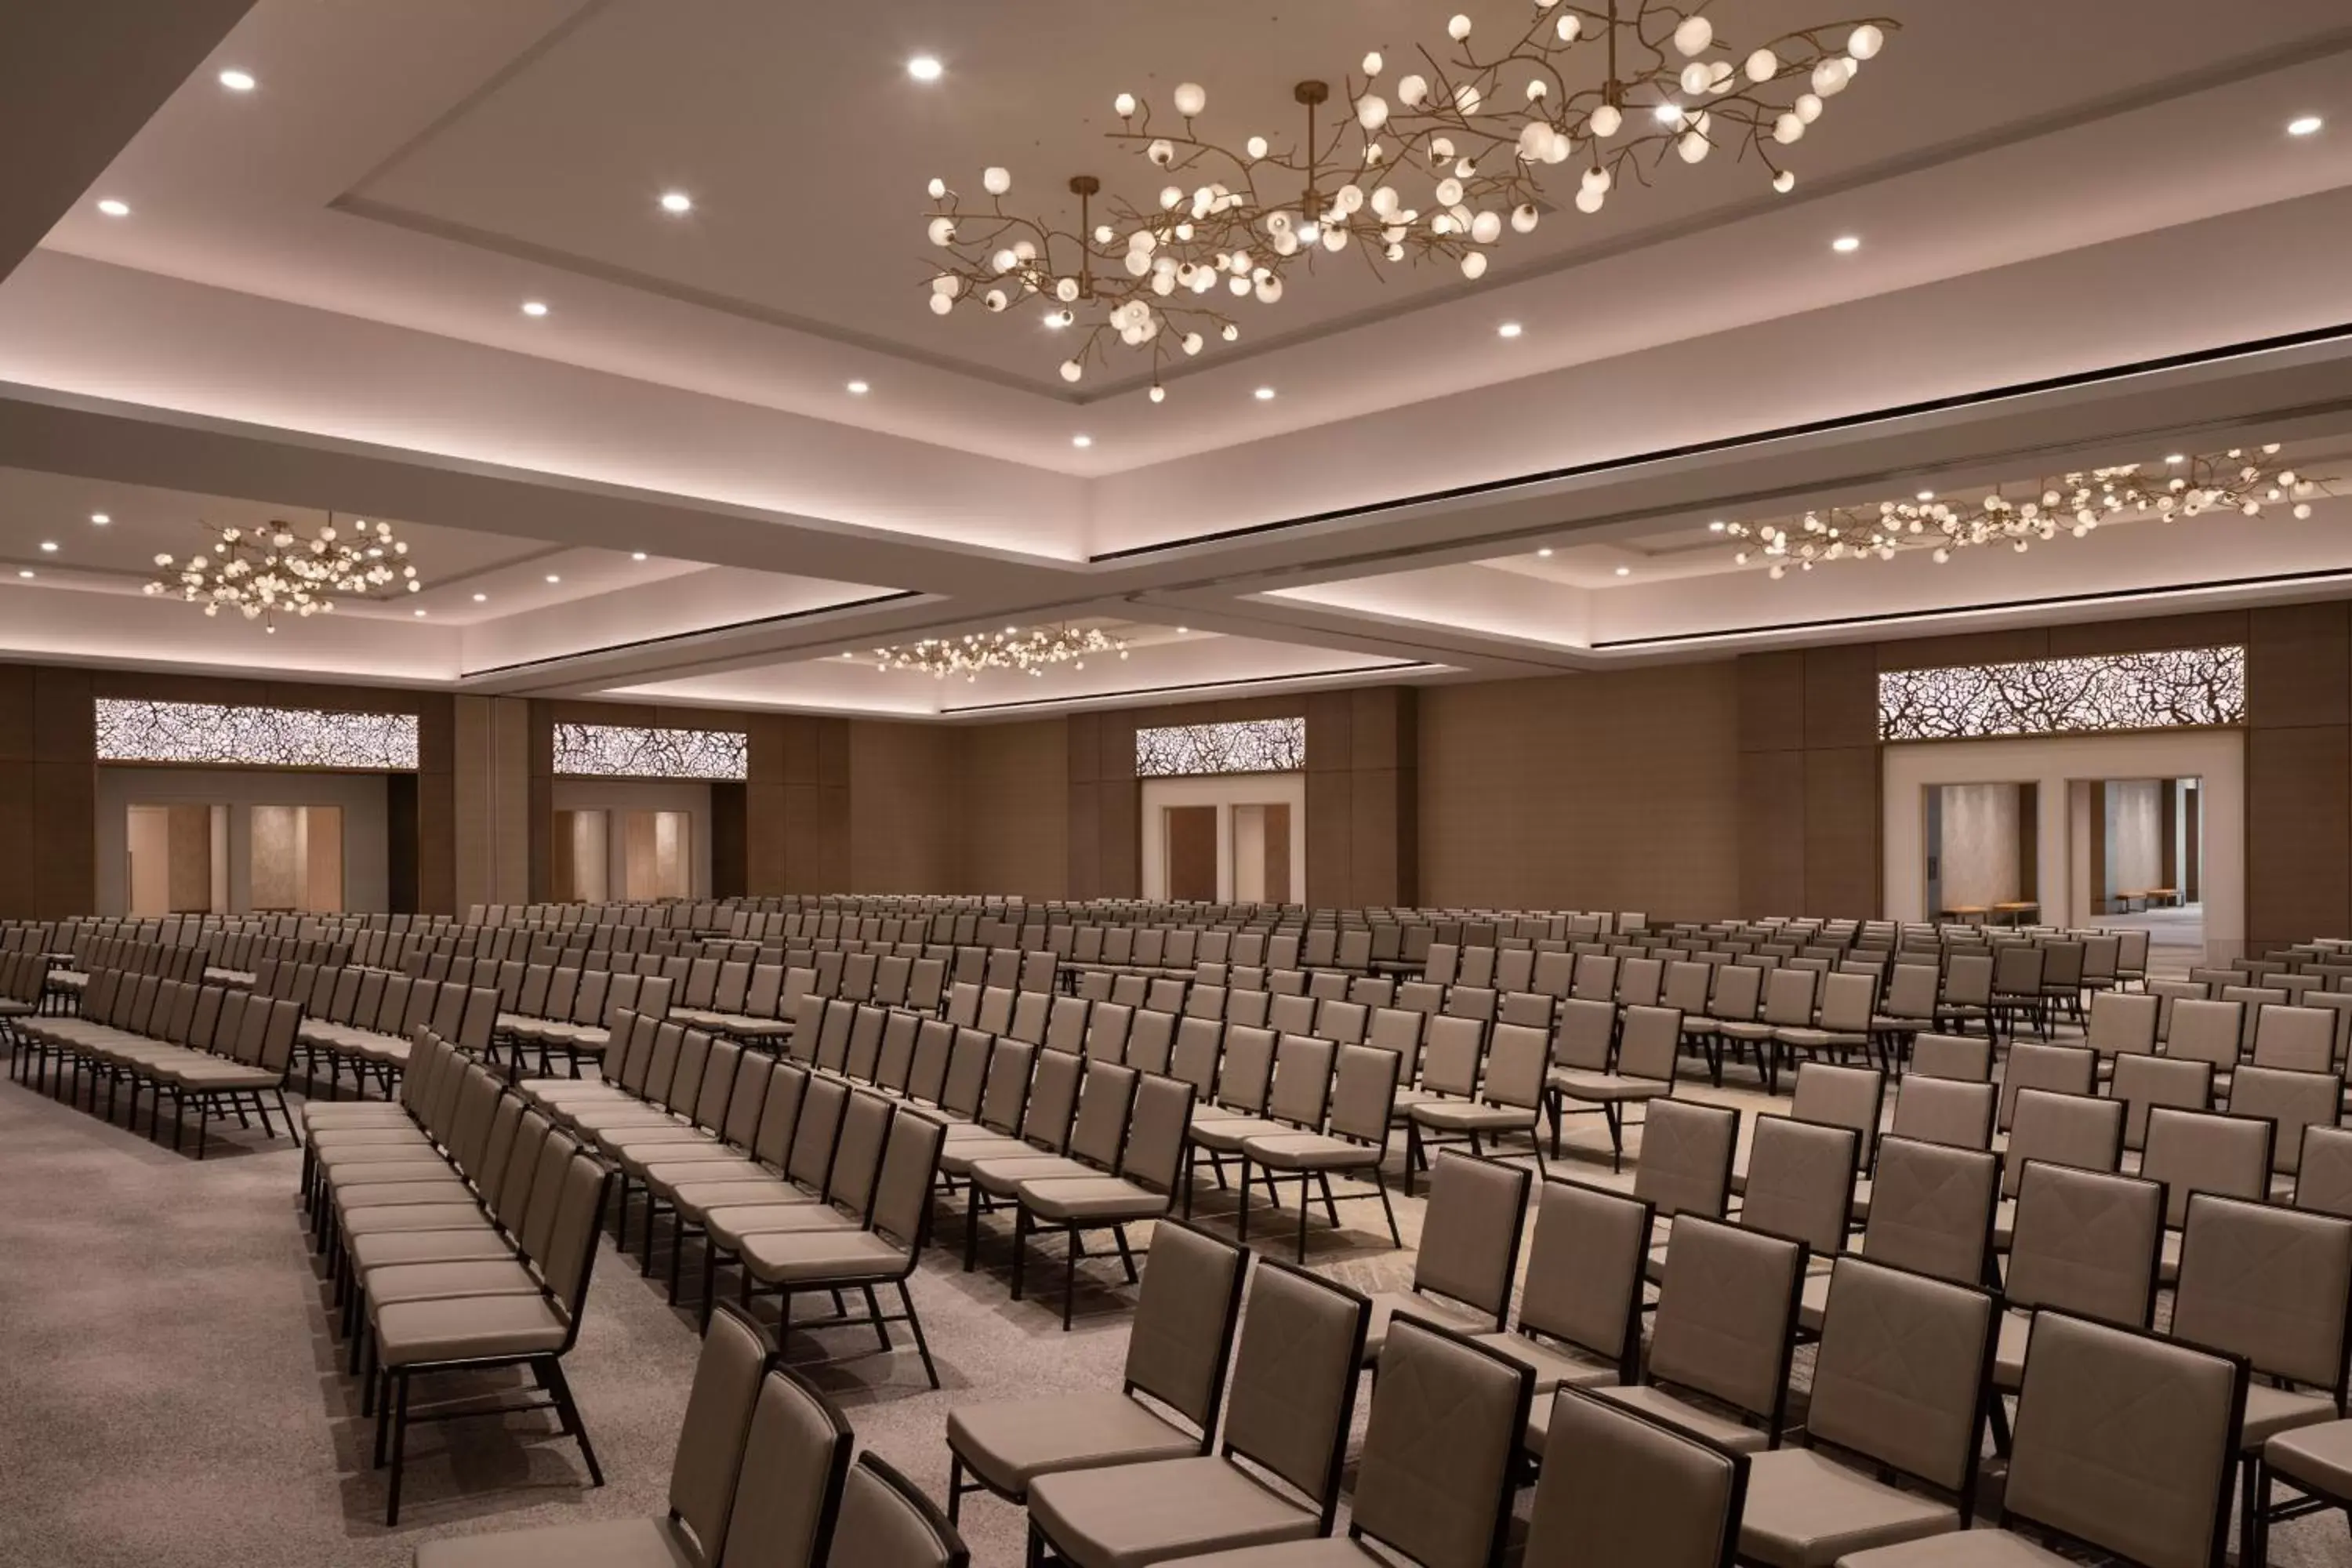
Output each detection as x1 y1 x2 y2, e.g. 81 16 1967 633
1716 444 2339 577
919 2 1896 395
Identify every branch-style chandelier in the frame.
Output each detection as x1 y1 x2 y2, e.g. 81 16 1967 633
924 4 1896 395
145 513 420 630
864 625 1131 681
1715 445 2340 578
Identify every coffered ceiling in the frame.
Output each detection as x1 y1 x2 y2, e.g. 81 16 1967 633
2 0 2349 717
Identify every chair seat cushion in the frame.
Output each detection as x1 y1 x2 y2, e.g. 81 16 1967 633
940 1137 1039 1177
1409 1102 1536 1133
946 1390 1200 1497
1736 1448 1962 1567
1028 1454 1320 1568
736 1229 906 1286
642 1156 766 1196
973 1154 1102 1195
1594 1385 1770 1454
1468 1330 1621 1395
1835 1530 2071 1568
1993 1312 2030 1391
1361 1292 1492 1363
1189 1117 1288 1153
1156 1541 1377 1568
366 1258 542 1308
2266 1417 2352 1500
1548 1071 1669 1102
670 1178 807 1219
707 1203 855 1250
375 1294 567 1367
413 1515 700 1568
338 1203 492 1238
1241 1132 1381 1171
1018 1178 1170 1225
351 1230 518 1272
2243 1382 2339 1449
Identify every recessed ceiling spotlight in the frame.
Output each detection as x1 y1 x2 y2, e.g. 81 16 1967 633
1916 489 1935 501
1614 565 1632 576
472 592 488 602
218 68 256 92
521 300 549 317
96 198 129 217
544 574 561 584
907 56 944 82
90 513 110 525
1708 521 1726 532
2288 114 2325 136
846 379 870 395
1072 434 1093 448
659 191 694 214
413 608 428 617
38 541 57 553
1497 321 1523 339
1831 235 1861 252
16 570 32 580
2165 452 2187 464
1537 547 1555 557
631 551 648 561
1177 626 1189 633
1254 387 1276 401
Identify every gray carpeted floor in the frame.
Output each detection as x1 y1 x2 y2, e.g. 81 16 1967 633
3 1045 2349 1567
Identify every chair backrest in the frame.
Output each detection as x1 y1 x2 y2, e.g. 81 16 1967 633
721 1367 855 1568
2165 998 2244 1073
822 1454 968 1568
1524 1388 1748 1568
2002 1312 2246 1568
2299 1124 2352 1219
2140 1106 2271 1228
1327 1044 1399 1145
1475 1022 1546 1112
1808 1256 1998 1497
1759 965 1817 1026
2085 990 2159 1059
1552 996 1614 1073
1814 969 1876 1032
1998 1041 2096 1131
1860 1138 1998 1287
786 1075 850 1192
1617 1004 1681 1083
2109 1053 2212 1152
823 1092 897 1217
2001 1088 2124 1198
1738 1115 1857 1259
1065 1062 1138 1170
2003 1162 2164 1327
1124 1008 1176 1076
1889 1075 1994 1151
1411 1152 1530 1327
1214 1024 1277 1113
2229 1063 2346 1174
975 1037 1035 1134
869 1110 946 1250
1121 1219 1249 1435
1119 1074 1195 1194
668 1304 777 1566
1649 1215 1806 1436
1518 1178 1653 1376
1220 1261 1369 1532
1788 1062 1882 1172
1633 1098 1739 1221
1348 1319 1532 1568
2170 1191 2352 1396
1910 1030 1992 1083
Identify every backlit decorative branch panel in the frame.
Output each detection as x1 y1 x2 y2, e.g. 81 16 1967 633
553 723 748 782
95 699 420 770
1136 717 1305 777
1878 647 2245 741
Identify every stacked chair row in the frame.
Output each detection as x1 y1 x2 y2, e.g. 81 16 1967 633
289 967 500 1095
300 1029 615 1526
42 935 206 1011
9 969 300 1155
414 1299 967 1568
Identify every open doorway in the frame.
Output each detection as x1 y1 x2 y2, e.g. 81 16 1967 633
2074 775 2203 960
248 804 345 913
622 810 693 901
550 808 612 902
125 804 227 916
1923 782 2038 927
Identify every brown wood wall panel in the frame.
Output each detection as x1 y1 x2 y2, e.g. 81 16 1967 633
844 721 960 892
1803 746 1882 916
2246 724 2351 949
1803 645 1880 750
709 782 748 899
0 665 33 763
2249 603 2350 730
1738 750 1808 916
1306 770 1352 907
1737 652 1806 755
33 760 93 917
1098 772 1139 897
1351 768 1401 904
958 719 1069 898
1066 782 1102 899
2047 610 2246 659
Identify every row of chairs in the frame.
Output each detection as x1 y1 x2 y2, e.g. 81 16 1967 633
277 964 501 1093
7 969 299 1155
40 935 209 1011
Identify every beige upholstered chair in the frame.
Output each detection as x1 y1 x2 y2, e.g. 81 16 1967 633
1481 1178 1653 1454
1360 1150 1528 1363
1524 1387 1748 1568
1737 1115 1858 1276
1994 1162 2165 1400
707 1364 858 1568
946 1221 1246 1519
1994 1087 2125 1247
1634 1098 1740 1259
2296 1123 2352 1218
1842 1310 2246 1568
413 1301 777 1567
1908 1030 1992 1083
2253 1004 2337 1073
1024 1261 1370 1567
2172 1192 2352 1564
1886 1074 1995 1152
1238 1043 1403 1261
1802 1137 1996 1332
1548 1000 1682 1172
1599 1214 1806 1454
960 1061 1138 1270
2140 1105 2272 1282
2229 1063 2346 1189
1408 1018 1546 1181
1736 1257 1997 1566
2111 1051 2212 1152
1996 1041 2096 1132
1192 1033 1337 1186
1014 1074 1197 1328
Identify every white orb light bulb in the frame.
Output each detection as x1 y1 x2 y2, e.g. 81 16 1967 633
982 165 1011 195
1060 360 1083 383
1448 13 1472 40
1847 23 1885 59
1672 14 1714 56
1113 92 1137 117
1363 50 1384 75
1589 102 1622 137
1173 82 1207 117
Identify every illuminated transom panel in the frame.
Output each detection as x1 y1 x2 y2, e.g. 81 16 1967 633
1878 647 2246 741
553 722 748 781
94 699 420 769
1135 717 1306 777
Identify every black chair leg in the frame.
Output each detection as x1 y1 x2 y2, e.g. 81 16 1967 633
542 1356 604 1487
899 1279 940 1388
